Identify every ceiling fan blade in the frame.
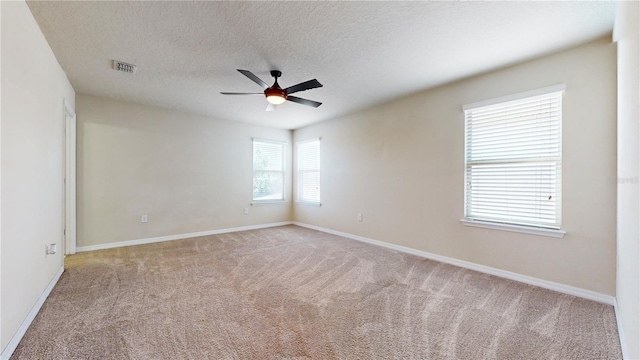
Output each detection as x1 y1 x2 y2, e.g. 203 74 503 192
287 96 322 108
266 103 277 112
220 92 263 95
284 79 323 95
237 69 269 89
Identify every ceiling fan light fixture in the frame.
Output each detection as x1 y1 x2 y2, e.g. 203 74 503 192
265 87 287 105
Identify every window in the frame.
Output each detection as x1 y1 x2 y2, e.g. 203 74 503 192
463 85 564 233
253 139 285 202
296 138 320 204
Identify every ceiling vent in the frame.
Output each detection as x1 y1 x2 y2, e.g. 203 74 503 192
112 60 137 74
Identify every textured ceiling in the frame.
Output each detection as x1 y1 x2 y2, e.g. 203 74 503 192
27 1 615 130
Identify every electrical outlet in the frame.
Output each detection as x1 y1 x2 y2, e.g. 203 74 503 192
45 243 57 255
243 208 249 215
357 213 363 222
141 214 148 223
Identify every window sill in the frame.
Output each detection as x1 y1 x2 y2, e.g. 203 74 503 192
251 200 288 206
460 219 566 238
295 200 321 207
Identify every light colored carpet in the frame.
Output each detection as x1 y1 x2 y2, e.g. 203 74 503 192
12 225 621 359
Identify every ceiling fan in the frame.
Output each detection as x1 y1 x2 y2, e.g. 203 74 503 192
221 69 323 111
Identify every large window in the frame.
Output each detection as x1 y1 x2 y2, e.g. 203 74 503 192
463 85 564 232
253 139 285 202
296 138 320 204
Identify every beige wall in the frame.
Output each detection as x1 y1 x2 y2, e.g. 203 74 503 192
614 1 640 358
1 0 76 352
76 94 292 248
294 38 617 296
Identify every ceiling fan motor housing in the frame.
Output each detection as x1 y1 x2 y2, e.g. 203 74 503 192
265 70 287 104
265 86 287 98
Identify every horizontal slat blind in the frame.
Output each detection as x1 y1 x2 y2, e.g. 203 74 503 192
297 139 320 203
253 140 284 172
464 91 562 229
253 139 285 201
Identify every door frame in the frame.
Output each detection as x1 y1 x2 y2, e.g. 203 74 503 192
64 99 76 255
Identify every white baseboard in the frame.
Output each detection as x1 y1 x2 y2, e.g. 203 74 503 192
76 222 294 252
1 266 64 360
292 222 615 305
613 299 630 360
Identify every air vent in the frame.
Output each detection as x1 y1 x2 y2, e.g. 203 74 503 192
112 60 137 74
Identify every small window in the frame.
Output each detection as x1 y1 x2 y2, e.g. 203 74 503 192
253 139 285 202
463 85 564 230
296 138 320 204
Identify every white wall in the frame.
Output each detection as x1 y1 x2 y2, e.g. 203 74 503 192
294 38 617 296
0 0 75 352
614 1 640 358
76 94 292 248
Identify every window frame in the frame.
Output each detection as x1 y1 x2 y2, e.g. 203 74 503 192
461 84 566 238
252 138 286 204
296 138 321 206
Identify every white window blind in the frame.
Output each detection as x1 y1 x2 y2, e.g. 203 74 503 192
253 139 285 202
464 87 563 230
297 139 320 203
